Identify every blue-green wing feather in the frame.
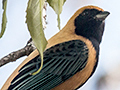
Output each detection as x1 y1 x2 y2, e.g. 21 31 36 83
8 40 88 90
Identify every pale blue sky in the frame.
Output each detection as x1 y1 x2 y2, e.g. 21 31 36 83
0 0 120 89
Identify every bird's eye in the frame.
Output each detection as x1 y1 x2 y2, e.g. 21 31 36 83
82 12 88 16
83 13 85 15
82 12 86 15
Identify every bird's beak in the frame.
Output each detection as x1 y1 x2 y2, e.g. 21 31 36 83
95 11 110 21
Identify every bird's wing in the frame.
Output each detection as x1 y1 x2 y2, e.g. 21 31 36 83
8 40 89 90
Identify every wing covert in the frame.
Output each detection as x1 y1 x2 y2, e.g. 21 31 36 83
8 40 89 90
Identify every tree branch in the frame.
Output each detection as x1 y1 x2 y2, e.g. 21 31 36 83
0 38 36 67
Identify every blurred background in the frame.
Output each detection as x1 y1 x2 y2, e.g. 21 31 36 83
0 0 120 90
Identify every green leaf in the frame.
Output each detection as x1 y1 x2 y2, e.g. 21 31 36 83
47 0 66 30
26 0 47 75
0 0 7 38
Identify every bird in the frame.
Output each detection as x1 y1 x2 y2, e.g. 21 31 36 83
1 5 110 90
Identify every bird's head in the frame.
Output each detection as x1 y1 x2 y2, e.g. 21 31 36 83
67 5 110 43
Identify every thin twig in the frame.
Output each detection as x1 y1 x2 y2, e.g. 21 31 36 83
0 38 36 67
